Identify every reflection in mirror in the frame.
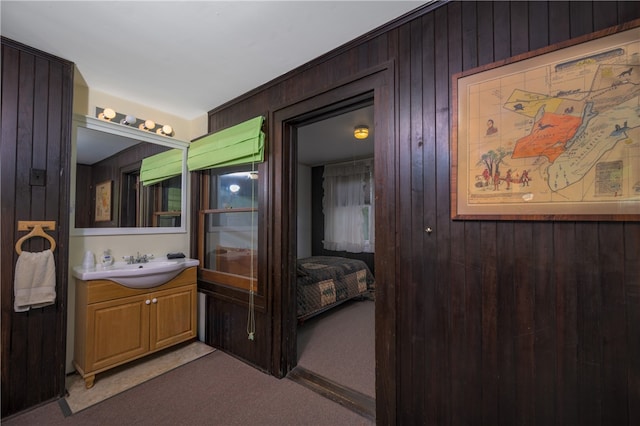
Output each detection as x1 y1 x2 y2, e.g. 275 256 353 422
72 115 189 236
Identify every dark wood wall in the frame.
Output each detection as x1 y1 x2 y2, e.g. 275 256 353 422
202 1 640 424
76 143 166 228
1 38 73 418
75 164 93 228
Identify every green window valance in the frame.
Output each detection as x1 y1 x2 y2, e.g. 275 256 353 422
140 148 183 186
187 115 264 172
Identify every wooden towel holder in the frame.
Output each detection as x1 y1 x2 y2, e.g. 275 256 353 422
15 221 56 255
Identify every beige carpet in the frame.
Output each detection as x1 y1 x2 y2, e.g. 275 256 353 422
297 298 375 397
62 341 215 415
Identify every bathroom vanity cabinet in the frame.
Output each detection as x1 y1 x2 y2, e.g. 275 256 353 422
73 267 197 388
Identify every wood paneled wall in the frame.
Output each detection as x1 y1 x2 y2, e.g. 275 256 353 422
202 2 640 424
77 143 166 228
1 38 73 418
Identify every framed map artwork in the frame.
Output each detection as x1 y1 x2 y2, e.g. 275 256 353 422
451 20 640 221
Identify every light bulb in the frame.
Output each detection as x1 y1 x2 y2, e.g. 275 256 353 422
120 115 136 125
103 108 116 120
98 108 116 121
156 124 173 136
139 120 156 131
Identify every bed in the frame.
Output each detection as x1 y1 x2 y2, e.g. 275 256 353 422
296 256 375 322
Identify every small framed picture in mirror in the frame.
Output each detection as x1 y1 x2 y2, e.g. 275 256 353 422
95 180 112 222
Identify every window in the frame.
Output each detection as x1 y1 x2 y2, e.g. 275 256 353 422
198 165 259 292
120 170 181 227
322 158 374 253
148 176 182 227
191 116 264 294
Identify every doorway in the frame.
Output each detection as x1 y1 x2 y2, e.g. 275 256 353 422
269 64 396 423
291 101 376 414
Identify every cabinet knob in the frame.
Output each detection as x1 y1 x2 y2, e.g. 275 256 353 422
152 298 158 304
145 299 151 305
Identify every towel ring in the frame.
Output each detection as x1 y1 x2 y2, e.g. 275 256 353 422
15 222 57 255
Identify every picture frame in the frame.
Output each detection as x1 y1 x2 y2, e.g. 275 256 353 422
451 20 640 221
95 180 112 222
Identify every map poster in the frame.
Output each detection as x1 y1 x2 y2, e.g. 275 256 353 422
451 21 640 221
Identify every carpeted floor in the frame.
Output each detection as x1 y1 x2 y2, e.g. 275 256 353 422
297 298 375 397
3 348 374 426
3 300 376 425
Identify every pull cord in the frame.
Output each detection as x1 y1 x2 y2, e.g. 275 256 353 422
247 161 256 341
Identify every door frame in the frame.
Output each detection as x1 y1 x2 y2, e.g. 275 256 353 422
269 62 397 422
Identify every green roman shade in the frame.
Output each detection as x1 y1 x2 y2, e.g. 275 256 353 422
140 148 183 186
188 116 264 171
167 187 181 211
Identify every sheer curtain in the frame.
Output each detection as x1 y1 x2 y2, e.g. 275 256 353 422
322 158 374 253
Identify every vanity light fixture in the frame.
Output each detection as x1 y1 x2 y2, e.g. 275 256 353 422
98 108 116 121
95 107 174 137
354 125 369 140
120 115 137 126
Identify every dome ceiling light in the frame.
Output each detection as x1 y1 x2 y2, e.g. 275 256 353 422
354 125 369 140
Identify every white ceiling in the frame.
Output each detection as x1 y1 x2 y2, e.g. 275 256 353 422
1 0 426 120
1 1 428 166
297 104 374 166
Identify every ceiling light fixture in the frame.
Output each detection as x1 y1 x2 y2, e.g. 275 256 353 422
354 125 369 140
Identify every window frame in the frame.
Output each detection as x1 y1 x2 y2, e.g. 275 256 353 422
322 158 375 253
196 164 264 304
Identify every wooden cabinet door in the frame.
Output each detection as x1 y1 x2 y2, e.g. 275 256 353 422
149 285 197 351
86 295 150 371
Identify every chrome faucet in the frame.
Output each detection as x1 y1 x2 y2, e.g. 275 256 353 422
123 252 151 264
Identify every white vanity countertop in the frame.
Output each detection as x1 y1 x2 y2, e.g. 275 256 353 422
72 257 199 286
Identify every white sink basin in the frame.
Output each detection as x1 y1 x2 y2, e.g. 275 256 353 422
72 258 199 288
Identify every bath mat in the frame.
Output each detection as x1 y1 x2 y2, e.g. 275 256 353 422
61 341 215 415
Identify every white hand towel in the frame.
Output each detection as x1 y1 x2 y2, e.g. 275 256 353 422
14 249 56 312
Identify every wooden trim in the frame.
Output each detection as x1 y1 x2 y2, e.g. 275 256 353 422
196 281 267 312
1 36 73 63
270 62 397 424
200 269 257 292
287 366 376 421
200 207 257 214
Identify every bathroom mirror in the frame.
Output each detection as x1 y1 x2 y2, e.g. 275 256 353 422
71 115 189 236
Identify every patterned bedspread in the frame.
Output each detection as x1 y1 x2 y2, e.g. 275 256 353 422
296 256 375 321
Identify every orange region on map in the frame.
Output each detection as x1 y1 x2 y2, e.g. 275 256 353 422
512 112 582 163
